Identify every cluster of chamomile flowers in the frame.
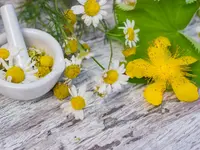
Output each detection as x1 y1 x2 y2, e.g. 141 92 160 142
0 46 53 84
51 0 141 120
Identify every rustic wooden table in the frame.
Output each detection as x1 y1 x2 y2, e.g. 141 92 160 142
1 1 200 150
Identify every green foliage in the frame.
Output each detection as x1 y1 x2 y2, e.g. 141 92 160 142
18 0 87 48
110 0 200 85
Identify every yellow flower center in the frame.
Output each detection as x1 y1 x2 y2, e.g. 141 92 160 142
84 0 100 16
0 48 10 59
36 66 51 78
68 39 78 53
65 65 81 79
122 47 136 57
82 43 91 51
65 10 77 25
154 63 180 81
6 66 25 83
103 70 119 84
71 96 86 110
53 83 70 100
127 28 135 41
40 55 54 67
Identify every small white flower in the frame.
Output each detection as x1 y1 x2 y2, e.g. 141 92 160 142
95 60 129 95
116 0 137 11
78 41 94 60
0 47 38 84
0 57 38 84
60 84 93 120
119 19 140 48
64 55 83 80
196 26 200 38
65 55 82 67
71 0 108 27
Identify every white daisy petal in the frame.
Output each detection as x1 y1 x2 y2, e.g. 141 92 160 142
71 5 84 14
99 10 107 16
77 0 87 5
70 85 78 97
74 110 84 120
99 0 107 6
78 84 87 96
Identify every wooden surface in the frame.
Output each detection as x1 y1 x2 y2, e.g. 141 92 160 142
1 1 200 150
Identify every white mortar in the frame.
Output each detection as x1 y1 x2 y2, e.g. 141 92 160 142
0 28 65 100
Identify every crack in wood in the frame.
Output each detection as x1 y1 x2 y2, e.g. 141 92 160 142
88 140 121 150
102 105 125 118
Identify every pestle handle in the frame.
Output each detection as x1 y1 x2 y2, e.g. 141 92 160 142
0 4 29 67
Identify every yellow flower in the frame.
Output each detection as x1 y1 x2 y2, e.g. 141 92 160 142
36 66 51 78
126 36 199 105
66 38 78 54
6 66 25 83
65 65 81 79
153 36 171 49
122 47 136 57
82 43 91 51
40 55 54 67
53 82 70 100
103 70 119 84
64 55 82 79
65 10 77 25
0 48 10 59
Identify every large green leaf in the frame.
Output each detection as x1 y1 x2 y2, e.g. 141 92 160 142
110 0 200 85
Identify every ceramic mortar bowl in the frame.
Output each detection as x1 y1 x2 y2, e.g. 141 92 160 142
0 28 65 100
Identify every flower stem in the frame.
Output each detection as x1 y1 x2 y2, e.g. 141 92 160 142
79 41 105 70
92 57 105 70
54 0 58 11
113 0 117 24
108 40 113 69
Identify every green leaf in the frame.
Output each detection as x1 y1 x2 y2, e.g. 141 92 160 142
180 31 200 53
110 0 200 85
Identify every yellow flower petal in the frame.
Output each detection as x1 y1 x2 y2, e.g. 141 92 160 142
171 76 199 102
175 56 197 66
122 47 136 58
126 59 154 78
153 36 171 49
148 47 171 65
144 81 166 106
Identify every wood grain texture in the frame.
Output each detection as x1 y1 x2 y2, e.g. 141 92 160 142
1 1 200 150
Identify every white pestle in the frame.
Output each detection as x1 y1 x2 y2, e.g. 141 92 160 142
0 4 29 68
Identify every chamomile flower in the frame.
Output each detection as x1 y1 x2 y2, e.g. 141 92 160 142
78 42 94 60
64 55 82 79
119 19 140 48
116 0 137 11
96 60 129 95
71 0 108 27
64 37 78 55
60 84 93 120
65 9 77 25
196 26 200 38
0 57 38 84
